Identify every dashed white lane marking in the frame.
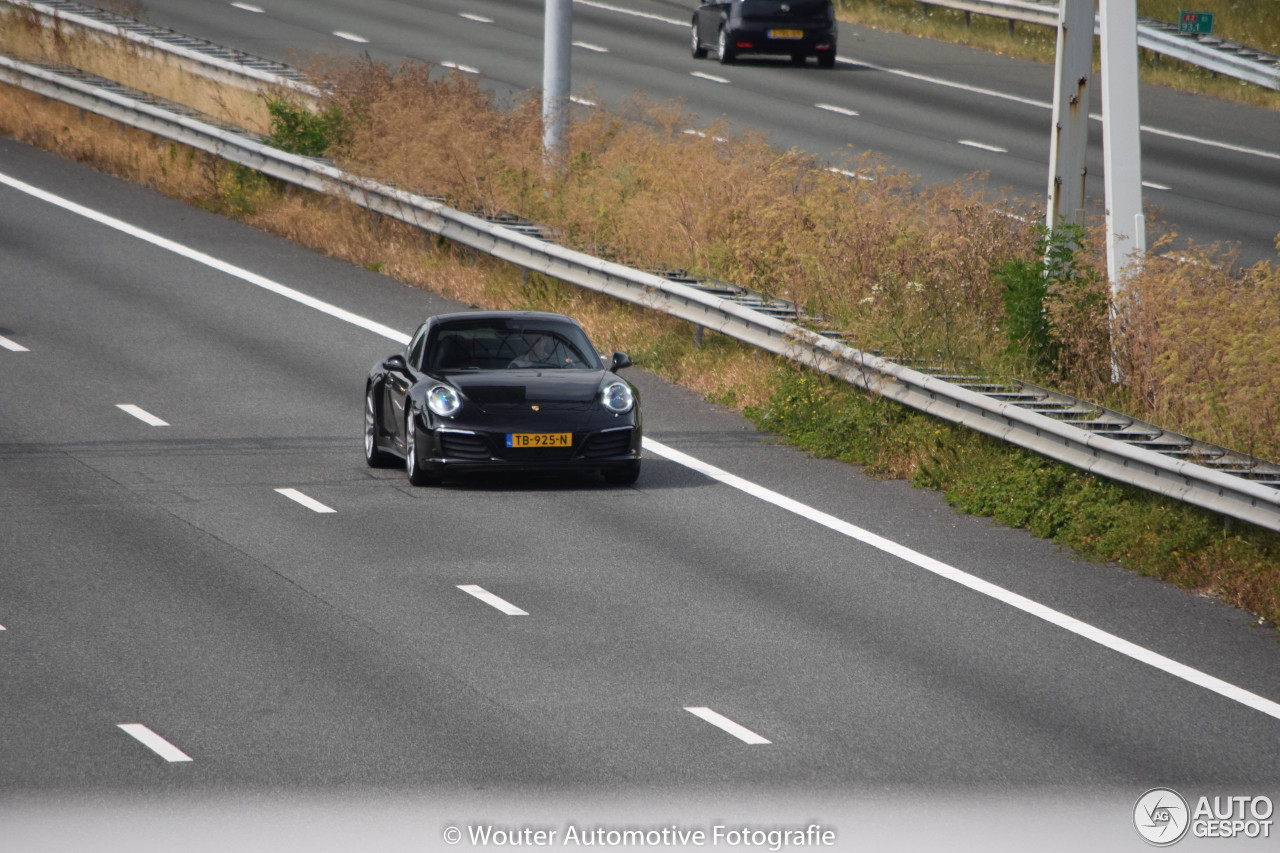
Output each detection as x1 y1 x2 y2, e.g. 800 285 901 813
574 41 609 53
459 13 493 24
457 584 528 616
691 71 730 84
832 56 1278 163
571 95 598 107
644 438 1280 723
441 61 480 74
10 170 1278 725
0 334 29 352
116 404 169 427
575 0 684 27
684 707 771 744
275 488 336 514
826 167 874 182
333 31 369 43
958 139 1008 154
816 103 859 117
230 2 264 12
1143 181 1172 191
118 724 193 762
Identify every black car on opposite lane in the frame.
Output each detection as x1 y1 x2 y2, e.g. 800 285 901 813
365 311 642 486
692 0 837 68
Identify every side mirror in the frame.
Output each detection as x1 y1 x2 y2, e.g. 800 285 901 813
610 352 633 371
385 354 409 373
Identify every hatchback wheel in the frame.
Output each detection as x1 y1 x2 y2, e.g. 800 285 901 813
717 27 735 64
691 20 707 59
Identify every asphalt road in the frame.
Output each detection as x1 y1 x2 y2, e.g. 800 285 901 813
123 0 1280 264
2 131 1279 850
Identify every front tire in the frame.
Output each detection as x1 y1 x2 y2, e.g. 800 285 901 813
691 19 707 58
365 383 395 468
717 27 735 64
404 410 438 486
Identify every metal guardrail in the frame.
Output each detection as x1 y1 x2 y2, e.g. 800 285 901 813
2 43 1279 531
914 0 1280 90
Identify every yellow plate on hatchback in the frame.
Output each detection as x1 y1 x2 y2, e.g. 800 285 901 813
769 28 804 38
507 432 572 448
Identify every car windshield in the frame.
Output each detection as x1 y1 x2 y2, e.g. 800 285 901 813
424 321 600 371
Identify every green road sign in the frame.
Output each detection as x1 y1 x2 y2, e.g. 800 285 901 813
1178 11 1214 35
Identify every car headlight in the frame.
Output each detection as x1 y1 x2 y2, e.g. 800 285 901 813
426 384 461 417
600 381 634 414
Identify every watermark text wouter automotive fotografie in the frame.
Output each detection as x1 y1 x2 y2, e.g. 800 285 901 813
440 823 837 849
1134 788 1274 845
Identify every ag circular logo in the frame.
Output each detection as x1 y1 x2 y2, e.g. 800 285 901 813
1135 788 1191 846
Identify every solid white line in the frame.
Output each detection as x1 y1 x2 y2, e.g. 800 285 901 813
684 707 771 744
118 723 193 762
10 170 1277 724
116 404 169 427
459 13 493 24
816 103 859 117
573 41 609 53
690 71 730 85
333 31 369 44
441 62 480 75
644 438 1280 723
958 139 1008 154
574 0 684 27
275 488 336 514
0 172 412 347
458 584 528 616
230 2 264 12
0 334 30 352
1143 181 1172 191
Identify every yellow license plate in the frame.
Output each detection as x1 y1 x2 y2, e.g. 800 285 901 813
770 28 804 38
507 432 572 448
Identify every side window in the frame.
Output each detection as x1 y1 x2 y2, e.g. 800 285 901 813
407 324 428 370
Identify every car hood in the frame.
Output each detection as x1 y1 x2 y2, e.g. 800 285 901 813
444 370 611 405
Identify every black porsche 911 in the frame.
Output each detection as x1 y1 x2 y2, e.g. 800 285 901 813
365 311 642 486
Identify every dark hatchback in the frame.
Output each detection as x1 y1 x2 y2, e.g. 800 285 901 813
692 0 837 67
365 311 642 486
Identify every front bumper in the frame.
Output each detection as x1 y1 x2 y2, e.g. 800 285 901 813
418 422 642 475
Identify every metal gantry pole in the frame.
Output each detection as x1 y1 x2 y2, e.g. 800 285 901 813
1099 0 1146 381
542 0 572 170
1045 0 1095 232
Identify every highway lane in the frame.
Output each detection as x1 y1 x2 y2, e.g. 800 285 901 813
2 138 1280 848
122 0 1280 263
